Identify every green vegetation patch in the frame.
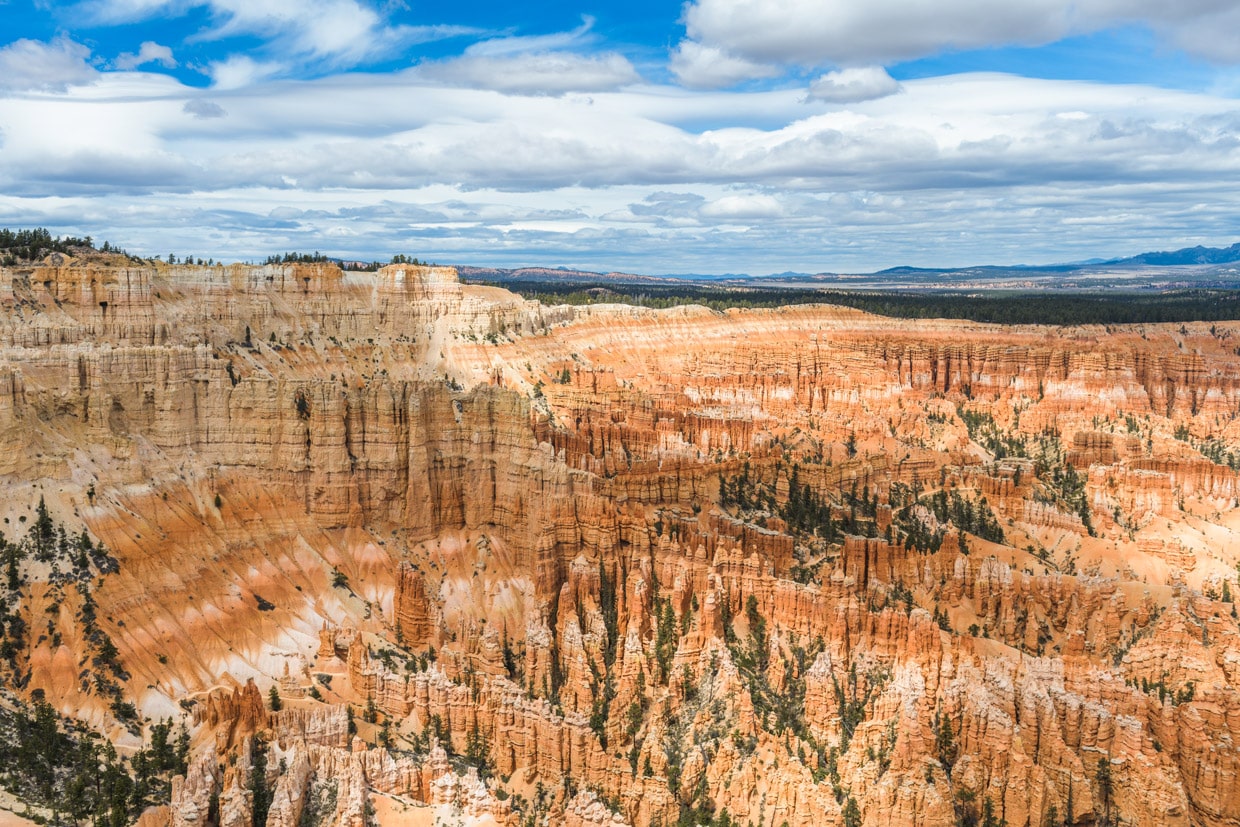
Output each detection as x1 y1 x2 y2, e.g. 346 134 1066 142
476 278 1240 324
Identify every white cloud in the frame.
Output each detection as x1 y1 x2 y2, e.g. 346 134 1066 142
676 0 1240 70
416 52 639 96
1164 6 1240 62
806 67 901 104
3 71 1231 194
680 0 1067 67
113 40 176 70
4 68 1240 272
183 99 226 118
0 36 97 94
79 0 175 22
231 0 383 60
670 40 780 88
80 0 477 70
411 17 641 96
700 194 784 219
464 16 595 58
208 55 282 89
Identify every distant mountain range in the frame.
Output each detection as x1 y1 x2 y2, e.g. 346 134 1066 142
458 241 1240 285
824 240 1240 275
1101 242 1240 267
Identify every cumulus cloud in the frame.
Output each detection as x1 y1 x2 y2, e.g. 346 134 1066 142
113 40 176 70
806 67 901 103
0 36 97 93
700 194 784 219
676 0 1240 70
416 52 639 96
680 0 1068 66
1164 6 1240 62
670 40 780 88
630 191 707 217
183 99 226 118
208 55 282 89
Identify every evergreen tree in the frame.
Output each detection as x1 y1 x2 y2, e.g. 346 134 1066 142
248 736 272 827
1095 757 1113 826
934 708 958 775
842 796 862 827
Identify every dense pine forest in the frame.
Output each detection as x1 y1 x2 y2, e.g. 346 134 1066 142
473 279 1240 325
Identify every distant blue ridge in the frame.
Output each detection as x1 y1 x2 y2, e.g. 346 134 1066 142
455 240 1240 283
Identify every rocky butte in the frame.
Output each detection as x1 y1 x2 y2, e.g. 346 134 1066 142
0 252 1238 827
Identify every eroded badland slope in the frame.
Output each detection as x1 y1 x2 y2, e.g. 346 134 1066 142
0 257 1238 827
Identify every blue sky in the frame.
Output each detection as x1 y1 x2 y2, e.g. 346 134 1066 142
2 0 1240 273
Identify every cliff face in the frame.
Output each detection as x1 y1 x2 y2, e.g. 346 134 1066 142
2 257 1240 827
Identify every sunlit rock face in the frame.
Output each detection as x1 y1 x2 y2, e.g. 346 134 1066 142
2 255 1240 827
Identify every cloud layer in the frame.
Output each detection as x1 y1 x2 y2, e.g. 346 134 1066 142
3 59 1240 271
2 3 1240 273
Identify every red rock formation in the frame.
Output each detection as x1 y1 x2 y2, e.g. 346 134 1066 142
1 258 1240 826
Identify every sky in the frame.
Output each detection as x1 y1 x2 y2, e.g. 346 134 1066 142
3 2 1240 273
